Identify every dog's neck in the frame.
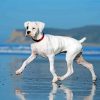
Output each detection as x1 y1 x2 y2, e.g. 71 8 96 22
32 33 44 42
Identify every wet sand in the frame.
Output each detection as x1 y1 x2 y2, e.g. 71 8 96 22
0 55 100 100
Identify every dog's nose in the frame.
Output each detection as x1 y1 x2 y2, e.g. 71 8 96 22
27 31 31 34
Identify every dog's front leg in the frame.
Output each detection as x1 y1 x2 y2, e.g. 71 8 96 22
48 55 58 83
16 53 36 75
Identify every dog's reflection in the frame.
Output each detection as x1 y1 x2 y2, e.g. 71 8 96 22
15 83 96 100
84 84 96 100
16 89 26 100
49 82 96 100
49 82 73 100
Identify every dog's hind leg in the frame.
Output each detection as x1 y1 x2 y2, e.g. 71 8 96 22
59 52 77 81
76 55 97 82
16 53 36 75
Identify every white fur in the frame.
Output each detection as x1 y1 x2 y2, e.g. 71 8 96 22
16 21 96 83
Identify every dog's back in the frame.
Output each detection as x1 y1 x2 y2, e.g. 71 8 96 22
44 34 82 54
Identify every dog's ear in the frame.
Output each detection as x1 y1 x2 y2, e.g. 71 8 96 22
35 21 45 33
24 21 30 28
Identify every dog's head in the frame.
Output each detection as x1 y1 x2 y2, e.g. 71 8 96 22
24 21 45 37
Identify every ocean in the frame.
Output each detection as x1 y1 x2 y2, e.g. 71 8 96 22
0 44 100 100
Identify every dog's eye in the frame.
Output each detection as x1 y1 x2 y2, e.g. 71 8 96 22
32 28 35 30
26 26 28 29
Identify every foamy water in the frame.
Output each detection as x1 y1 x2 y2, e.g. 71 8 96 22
0 44 100 60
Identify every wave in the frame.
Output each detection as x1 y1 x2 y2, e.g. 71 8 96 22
0 44 31 54
0 44 100 60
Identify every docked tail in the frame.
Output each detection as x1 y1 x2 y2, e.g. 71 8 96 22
79 37 86 43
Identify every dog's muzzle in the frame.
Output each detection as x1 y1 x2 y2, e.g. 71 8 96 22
27 31 31 34
25 31 31 37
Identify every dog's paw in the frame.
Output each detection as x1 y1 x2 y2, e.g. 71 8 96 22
57 76 65 81
52 77 58 83
16 69 22 75
57 76 61 80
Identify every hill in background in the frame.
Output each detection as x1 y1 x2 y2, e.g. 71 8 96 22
8 25 100 44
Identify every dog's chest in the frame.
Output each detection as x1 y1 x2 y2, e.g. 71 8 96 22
33 42 52 57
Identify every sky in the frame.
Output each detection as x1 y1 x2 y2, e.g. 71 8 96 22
0 0 100 40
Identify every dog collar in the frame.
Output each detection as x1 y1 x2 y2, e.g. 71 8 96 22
32 33 44 42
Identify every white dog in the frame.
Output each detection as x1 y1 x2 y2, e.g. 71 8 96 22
16 21 97 83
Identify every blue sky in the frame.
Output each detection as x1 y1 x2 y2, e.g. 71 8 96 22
0 0 100 40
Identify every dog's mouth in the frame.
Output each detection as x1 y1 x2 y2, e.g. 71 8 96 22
25 34 28 37
25 32 33 37
25 34 30 37
25 33 35 40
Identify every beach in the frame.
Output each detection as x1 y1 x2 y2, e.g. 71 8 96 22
0 54 100 100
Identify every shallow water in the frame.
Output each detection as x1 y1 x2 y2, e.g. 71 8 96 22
0 55 100 100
